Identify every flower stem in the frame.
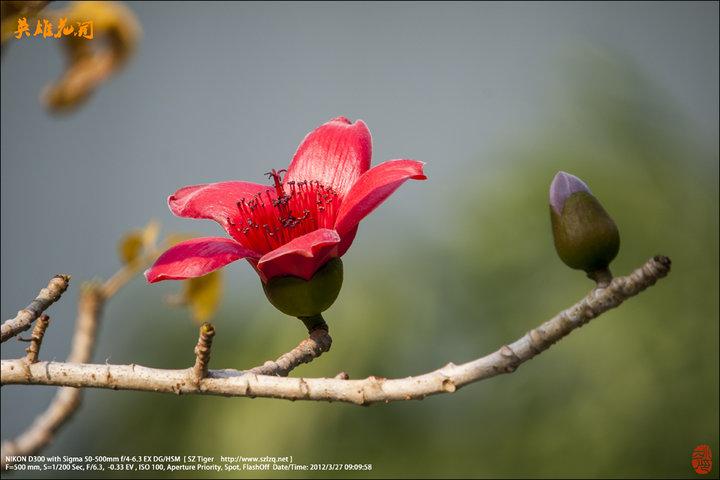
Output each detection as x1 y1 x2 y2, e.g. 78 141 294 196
587 267 613 288
297 314 328 333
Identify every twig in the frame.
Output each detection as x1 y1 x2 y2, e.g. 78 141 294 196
0 238 169 470
67 284 105 364
249 316 332 377
102 233 172 298
24 314 50 364
1 239 171 469
1 275 70 343
192 323 215 384
0 283 104 470
0 256 671 405
102 251 156 298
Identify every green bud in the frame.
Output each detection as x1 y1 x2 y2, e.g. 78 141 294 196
549 172 620 279
262 258 343 317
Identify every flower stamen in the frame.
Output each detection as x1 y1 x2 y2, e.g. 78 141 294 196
234 171 339 253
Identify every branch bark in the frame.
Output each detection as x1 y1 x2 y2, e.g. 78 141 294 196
23 314 50 364
1 256 671 406
192 323 215 383
1 274 70 343
249 317 332 377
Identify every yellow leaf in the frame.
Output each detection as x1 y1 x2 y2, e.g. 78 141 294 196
142 219 160 248
117 220 161 265
184 270 223 323
1 1 49 44
117 231 144 265
41 1 141 113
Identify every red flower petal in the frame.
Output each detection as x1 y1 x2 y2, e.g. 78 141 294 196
336 225 358 257
334 160 426 235
168 181 269 244
285 117 372 198
145 237 258 283
256 228 341 282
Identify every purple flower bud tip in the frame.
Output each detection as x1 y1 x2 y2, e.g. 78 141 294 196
549 171 592 214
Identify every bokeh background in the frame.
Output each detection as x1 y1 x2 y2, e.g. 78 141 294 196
1 1 718 478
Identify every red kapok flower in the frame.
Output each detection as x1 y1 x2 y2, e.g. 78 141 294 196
145 117 426 288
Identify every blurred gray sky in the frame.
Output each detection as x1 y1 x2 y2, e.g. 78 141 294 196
1 1 718 439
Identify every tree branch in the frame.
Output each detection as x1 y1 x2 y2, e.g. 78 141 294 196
0 283 104 470
1 274 70 343
192 323 215 383
248 317 332 377
1 256 671 406
23 314 50 364
0 236 188 469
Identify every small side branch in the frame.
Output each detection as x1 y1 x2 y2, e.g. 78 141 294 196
1 256 671 405
192 323 215 384
0 232 169 470
1 275 70 343
24 314 50 364
249 326 333 377
0 283 104 470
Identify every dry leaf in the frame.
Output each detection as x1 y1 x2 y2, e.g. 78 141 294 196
117 230 144 265
184 270 223 323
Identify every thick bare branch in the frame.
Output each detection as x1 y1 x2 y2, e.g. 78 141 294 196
1 275 70 343
1 256 671 405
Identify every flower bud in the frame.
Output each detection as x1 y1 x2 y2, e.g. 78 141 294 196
262 258 343 318
549 172 620 278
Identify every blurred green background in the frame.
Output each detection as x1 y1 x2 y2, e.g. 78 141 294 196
2 2 717 478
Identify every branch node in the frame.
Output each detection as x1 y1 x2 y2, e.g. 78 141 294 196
441 378 457 393
652 255 672 272
499 345 521 372
528 327 552 353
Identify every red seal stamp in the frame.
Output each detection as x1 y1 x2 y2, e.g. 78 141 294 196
692 444 712 475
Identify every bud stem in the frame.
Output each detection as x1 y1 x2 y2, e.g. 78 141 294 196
587 268 613 288
298 314 328 333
